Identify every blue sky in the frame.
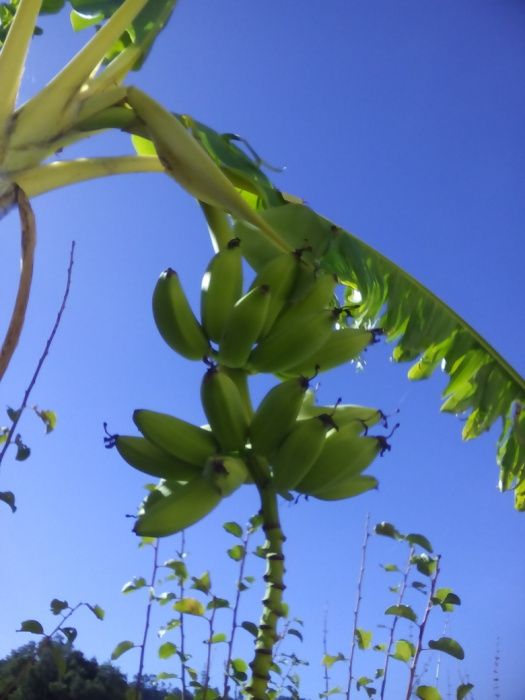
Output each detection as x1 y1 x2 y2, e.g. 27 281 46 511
0 1 524 698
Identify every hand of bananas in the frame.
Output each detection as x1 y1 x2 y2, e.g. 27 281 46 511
108 240 391 537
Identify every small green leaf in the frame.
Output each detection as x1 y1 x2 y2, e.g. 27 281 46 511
121 576 147 593
428 637 465 660
241 621 258 637
405 533 433 552
228 544 245 561
322 652 345 668
355 628 372 650
207 596 229 610
14 435 30 461
7 407 21 422
253 545 267 558
411 553 437 577
375 521 402 539
0 427 8 444
412 581 427 592
223 521 243 537
33 408 57 434
231 657 248 672
320 688 343 697
158 619 180 637
164 559 188 580
0 491 16 513
373 643 386 652
158 641 177 659
87 603 105 620
381 563 399 572
356 676 373 689
173 598 205 616
157 672 178 680
416 686 442 700
210 632 227 644
375 668 384 679
111 640 135 660
50 599 68 615
288 628 303 642
456 683 474 699
60 627 77 645
432 588 461 611
248 513 263 532
191 571 211 595
391 639 415 662
18 620 44 635
385 604 418 623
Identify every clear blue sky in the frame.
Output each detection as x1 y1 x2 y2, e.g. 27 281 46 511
0 1 524 698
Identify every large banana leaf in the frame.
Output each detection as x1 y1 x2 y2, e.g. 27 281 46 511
188 122 525 510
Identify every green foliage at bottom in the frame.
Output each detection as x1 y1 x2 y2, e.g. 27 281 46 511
0 640 174 700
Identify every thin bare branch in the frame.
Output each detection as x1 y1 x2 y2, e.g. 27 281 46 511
135 539 160 700
0 186 36 383
346 513 371 699
0 241 75 470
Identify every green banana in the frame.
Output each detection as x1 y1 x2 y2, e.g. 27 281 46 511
296 430 385 495
234 219 286 272
249 376 311 458
283 327 377 376
249 308 341 374
200 238 243 343
221 366 254 424
299 392 386 430
218 285 272 368
270 271 338 335
134 476 223 537
114 435 203 481
200 365 249 451
310 474 379 501
203 455 249 496
271 414 336 492
133 409 219 467
249 252 302 336
152 268 210 360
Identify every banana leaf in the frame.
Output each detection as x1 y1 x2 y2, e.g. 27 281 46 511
191 116 525 509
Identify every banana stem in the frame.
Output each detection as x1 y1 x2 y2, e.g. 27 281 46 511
0 186 36 383
0 0 42 163
246 478 286 700
13 156 164 198
10 0 148 148
200 202 233 252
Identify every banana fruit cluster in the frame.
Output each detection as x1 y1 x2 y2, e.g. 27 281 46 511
109 371 390 537
152 238 379 374
111 239 389 537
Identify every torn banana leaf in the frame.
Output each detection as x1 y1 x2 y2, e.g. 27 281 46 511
235 203 524 510
323 221 525 510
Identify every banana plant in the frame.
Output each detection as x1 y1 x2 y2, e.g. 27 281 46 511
0 1 523 499
1 0 523 507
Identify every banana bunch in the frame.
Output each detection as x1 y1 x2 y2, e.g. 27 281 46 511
246 379 390 497
151 231 379 379
113 241 389 538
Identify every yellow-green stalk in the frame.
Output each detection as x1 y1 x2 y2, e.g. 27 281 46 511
245 463 286 700
0 0 42 163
